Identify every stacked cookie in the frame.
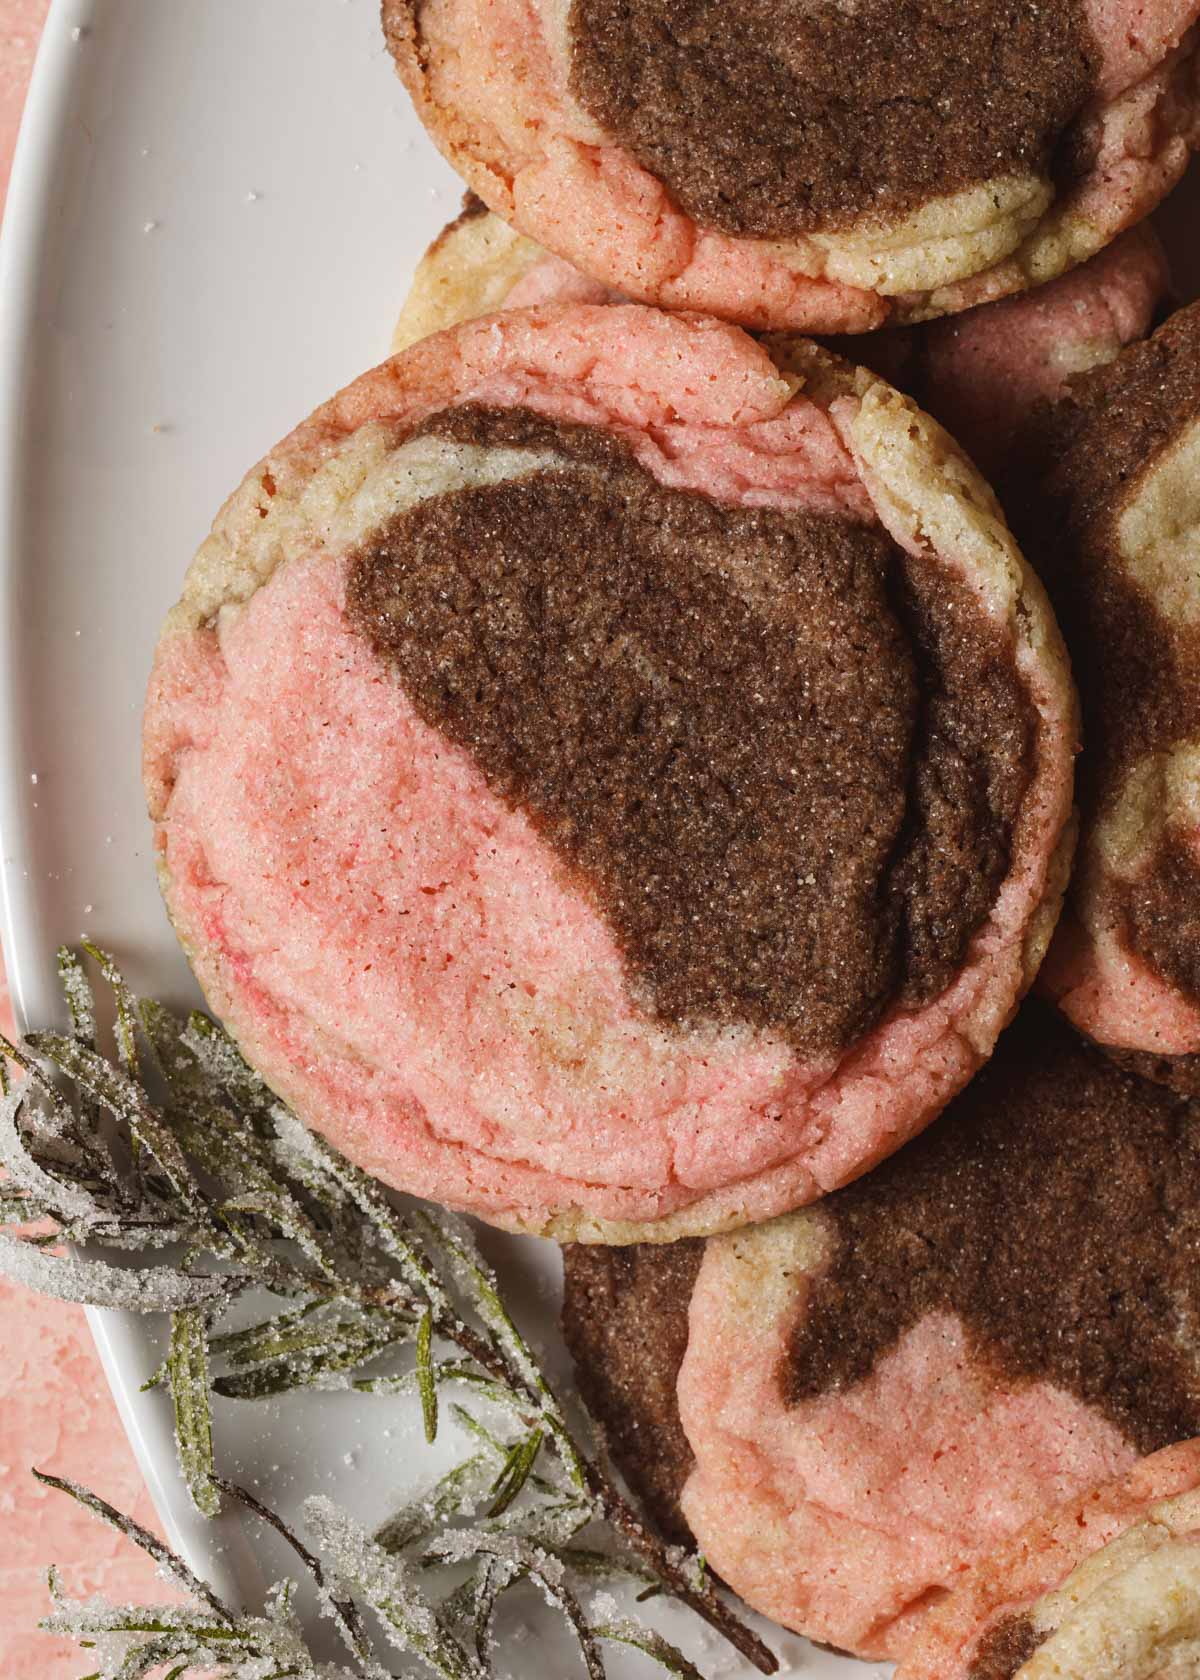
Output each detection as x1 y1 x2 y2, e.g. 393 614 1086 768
144 8 1200 1678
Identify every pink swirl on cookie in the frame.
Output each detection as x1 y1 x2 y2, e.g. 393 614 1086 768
145 305 1073 1241
560 1008 1200 1653
680 1304 1133 1658
1089 0 1200 93
391 206 1166 448
385 0 1200 329
666 1007 1200 1654
896 1441 1200 1680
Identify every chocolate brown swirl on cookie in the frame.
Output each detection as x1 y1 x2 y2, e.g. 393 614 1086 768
785 1005 1200 1452
964 1617 1045 1680
347 405 1033 1060
563 1003 1200 1545
563 1240 702 1542
568 0 1097 238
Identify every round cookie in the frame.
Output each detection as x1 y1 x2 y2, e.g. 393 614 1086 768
384 0 1200 332
1004 303 1200 1092
143 304 1074 1242
562 1003 1200 1650
896 1442 1200 1680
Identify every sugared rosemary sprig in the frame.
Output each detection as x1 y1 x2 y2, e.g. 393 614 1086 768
1 946 777 1680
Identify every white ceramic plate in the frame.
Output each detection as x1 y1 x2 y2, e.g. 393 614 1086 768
0 3 1197 1674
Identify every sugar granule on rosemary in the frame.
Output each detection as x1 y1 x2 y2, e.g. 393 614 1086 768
0 944 778 1680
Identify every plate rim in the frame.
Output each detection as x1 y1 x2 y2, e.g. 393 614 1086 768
0 0 294 1608
0 0 81 1040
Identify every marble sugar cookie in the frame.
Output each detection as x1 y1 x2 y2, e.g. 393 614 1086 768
384 0 1200 331
143 305 1073 1242
1013 304 1200 1090
563 1005 1200 1651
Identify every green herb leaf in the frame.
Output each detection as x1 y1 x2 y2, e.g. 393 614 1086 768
80 941 140 1077
33 1471 234 1621
486 1428 544 1518
596 1621 708 1678
8 951 780 1680
0 1233 235 1312
167 1308 220 1518
304 1497 485 1680
23 1032 203 1211
212 1309 412 1400
417 1307 438 1444
374 1452 494 1555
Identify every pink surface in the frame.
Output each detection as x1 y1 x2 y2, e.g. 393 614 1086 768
678 1297 1136 1660
1043 898 1200 1057
918 226 1169 477
896 1439 1200 1680
0 7 173 1675
403 0 1200 329
145 305 1074 1237
0 0 45 205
